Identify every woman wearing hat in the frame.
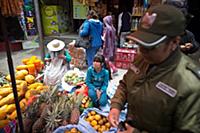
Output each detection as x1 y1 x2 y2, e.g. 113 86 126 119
44 39 71 86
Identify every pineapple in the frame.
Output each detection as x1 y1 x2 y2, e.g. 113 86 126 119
69 93 84 124
24 85 60 132
60 95 71 126
45 101 62 132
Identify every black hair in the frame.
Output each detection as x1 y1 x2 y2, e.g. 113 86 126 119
93 54 105 64
87 10 98 19
93 54 112 80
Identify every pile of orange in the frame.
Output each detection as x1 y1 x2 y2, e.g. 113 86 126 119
85 111 111 133
64 127 81 133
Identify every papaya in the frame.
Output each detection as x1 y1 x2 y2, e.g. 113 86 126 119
0 105 7 120
0 92 22 106
0 87 12 97
25 89 39 100
28 82 43 90
0 111 6 120
25 74 35 84
5 75 11 82
18 69 28 75
15 71 25 80
7 110 17 120
35 85 48 91
22 58 30 65
20 99 27 112
16 65 28 71
5 104 16 114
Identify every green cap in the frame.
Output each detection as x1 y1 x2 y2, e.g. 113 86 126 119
127 5 186 48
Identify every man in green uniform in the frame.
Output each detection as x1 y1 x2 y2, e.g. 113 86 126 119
108 5 200 133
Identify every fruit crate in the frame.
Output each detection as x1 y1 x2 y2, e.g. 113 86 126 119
115 48 136 69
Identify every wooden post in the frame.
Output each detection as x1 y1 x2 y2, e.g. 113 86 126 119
0 14 24 133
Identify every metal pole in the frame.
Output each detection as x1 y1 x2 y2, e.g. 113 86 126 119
34 0 45 61
0 15 24 133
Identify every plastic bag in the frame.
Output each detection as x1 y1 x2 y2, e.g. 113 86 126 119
44 57 68 86
80 108 118 133
53 119 91 133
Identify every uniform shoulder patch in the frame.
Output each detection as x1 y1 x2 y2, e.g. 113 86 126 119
186 63 200 79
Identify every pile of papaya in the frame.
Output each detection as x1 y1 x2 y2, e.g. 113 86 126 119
0 56 47 128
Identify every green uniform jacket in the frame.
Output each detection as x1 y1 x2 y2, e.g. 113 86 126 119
111 49 200 133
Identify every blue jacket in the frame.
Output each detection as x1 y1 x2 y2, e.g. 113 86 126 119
80 19 103 48
86 66 109 92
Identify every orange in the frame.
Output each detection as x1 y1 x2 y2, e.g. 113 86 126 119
105 122 111 129
98 119 104 125
87 116 94 122
90 110 96 115
101 125 106 132
94 114 101 121
91 120 98 126
102 117 107 123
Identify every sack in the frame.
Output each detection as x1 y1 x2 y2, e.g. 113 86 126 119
75 37 91 49
53 119 90 133
80 108 118 133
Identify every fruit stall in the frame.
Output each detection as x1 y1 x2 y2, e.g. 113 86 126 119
0 54 126 133
0 1 125 131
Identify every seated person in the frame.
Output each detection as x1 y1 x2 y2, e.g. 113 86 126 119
45 39 71 67
85 54 110 107
44 39 71 85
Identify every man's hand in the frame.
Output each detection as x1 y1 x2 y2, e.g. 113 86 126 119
185 43 193 49
108 108 120 128
180 43 193 51
117 123 135 133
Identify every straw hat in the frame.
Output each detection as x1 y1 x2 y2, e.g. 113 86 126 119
47 39 65 51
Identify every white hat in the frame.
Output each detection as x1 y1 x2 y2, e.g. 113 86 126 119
47 39 65 51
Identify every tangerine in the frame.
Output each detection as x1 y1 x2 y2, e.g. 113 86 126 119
94 114 101 121
91 120 98 126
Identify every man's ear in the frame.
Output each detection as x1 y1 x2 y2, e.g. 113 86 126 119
170 36 181 51
172 36 181 44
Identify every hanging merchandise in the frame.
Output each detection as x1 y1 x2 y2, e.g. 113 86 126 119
143 0 149 8
18 9 28 40
0 0 24 17
24 0 37 36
